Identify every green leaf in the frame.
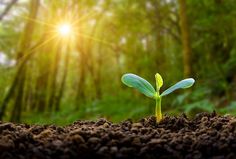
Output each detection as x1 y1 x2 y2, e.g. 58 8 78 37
121 73 156 98
155 73 163 90
184 99 214 114
160 78 195 97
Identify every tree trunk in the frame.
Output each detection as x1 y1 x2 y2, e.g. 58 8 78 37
10 70 26 122
0 38 43 120
54 46 70 111
48 46 61 111
0 0 18 21
178 0 192 77
75 48 87 109
0 0 39 121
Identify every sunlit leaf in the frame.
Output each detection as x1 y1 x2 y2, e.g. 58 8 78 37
155 73 163 90
121 73 156 98
160 78 195 97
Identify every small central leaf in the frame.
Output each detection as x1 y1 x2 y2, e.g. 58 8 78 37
155 73 163 91
121 73 156 98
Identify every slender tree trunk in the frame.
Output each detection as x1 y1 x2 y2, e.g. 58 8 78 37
75 48 87 109
28 35 48 112
93 33 105 100
0 0 18 21
35 70 50 112
34 38 53 112
0 0 39 121
178 0 192 77
48 47 61 111
0 38 43 120
10 70 26 122
54 47 70 111
94 57 102 100
155 0 164 67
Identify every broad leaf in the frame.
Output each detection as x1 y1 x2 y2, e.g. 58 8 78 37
155 73 163 90
121 73 156 98
160 78 195 97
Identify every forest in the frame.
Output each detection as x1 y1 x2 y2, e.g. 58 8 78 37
0 0 236 125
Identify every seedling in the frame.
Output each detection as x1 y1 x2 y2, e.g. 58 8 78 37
121 73 195 122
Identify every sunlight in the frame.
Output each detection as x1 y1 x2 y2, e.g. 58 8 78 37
57 23 72 36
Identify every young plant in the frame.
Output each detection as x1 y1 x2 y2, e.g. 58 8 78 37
121 73 195 122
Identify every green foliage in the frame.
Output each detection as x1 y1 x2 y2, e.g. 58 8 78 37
122 73 195 122
184 99 214 116
171 85 214 116
219 101 236 115
0 0 236 123
22 93 151 125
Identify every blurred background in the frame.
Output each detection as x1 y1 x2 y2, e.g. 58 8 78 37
0 0 236 125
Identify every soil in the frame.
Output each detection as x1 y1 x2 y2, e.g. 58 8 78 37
1 112 236 159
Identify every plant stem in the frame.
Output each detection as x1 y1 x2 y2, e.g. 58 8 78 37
155 96 162 122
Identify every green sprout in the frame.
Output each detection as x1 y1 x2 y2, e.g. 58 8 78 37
121 73 195 122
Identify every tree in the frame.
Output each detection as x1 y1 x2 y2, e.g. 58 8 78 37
178 0 192 77
0 0 40 121
0 0 18 21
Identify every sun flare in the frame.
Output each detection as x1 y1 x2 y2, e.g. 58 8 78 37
57 23 72 36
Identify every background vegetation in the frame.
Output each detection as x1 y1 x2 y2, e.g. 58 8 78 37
0 0 236 125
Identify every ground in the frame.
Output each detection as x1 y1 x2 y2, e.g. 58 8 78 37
0 112 236 159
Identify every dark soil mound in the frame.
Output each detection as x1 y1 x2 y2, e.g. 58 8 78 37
1 112 236 159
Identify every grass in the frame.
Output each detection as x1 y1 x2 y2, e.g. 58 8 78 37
22 94 152 125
